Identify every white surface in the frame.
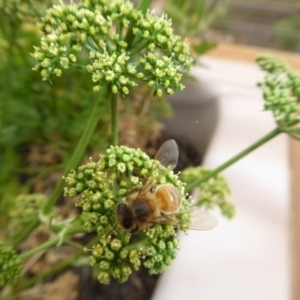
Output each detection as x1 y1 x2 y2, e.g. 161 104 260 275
152 57 291 300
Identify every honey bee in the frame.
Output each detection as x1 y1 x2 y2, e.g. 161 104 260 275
115 139 217 233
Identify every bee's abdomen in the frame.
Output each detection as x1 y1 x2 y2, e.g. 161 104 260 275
155 184 182 214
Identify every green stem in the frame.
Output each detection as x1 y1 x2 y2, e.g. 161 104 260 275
12 89 108 247
137 0 152 13
125 0 152 48
125 238 150 250
130 41 151 56
111 93 119 146
185 126 282 192
12 219 40 248
19 227 83 260
18 238 58 260
64 239 85 250
44 89 108 214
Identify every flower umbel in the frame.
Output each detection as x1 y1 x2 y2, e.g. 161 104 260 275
0 0 56 21
0 242 23 286
181 166 234 218
257 55 300 139
32 0 193 96
64 144 188 284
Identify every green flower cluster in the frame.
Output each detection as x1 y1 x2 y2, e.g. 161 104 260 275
257 55 300 138
181 166 234 218
7 194 57 235
0 0 56 21
0 242 23 286
32 0 193 96
64 144 188 284
10 194 47 224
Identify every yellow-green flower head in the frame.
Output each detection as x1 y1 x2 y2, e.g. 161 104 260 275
64 144 189 284
32 0 193 96
0 0 56 21
8 194 57 231
0 242 23 286
180 167 234 219
257 55 300 138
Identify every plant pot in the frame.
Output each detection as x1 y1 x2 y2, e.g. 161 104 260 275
162 68 219 161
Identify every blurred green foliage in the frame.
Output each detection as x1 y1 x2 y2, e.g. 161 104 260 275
163 0 230 56
275 13 300 52
0 1 111 211
163 0 229 37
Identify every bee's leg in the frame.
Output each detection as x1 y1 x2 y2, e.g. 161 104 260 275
129 224 139 233
151 215 178 226
128 179 156 196
148 222 156 229
127 186 142 195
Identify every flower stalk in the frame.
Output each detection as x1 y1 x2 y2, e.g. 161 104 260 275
111 93 119 146
186 126 282 192
44 88 108 213
19 226 84 260
12 89 108 247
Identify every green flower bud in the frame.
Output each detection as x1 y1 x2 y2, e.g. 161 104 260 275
96 225 105 235
119 248 129 259
112 85 118 94
93 85 101 92
0 243 22 285
110 238 122 251
92 244 104 257
117 162 126 173
104 199 114 209
88 255 97 266
105 250 114 261
121 265 131 278
121 86 129 95
99 260 111 270
98 271 110 285
111 266 121 279
100 215 109 225
84 221 94 232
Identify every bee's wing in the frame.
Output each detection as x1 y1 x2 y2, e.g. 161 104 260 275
154 139 179 170
138 139 179 196
186 208 218 230
149 207 217 230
